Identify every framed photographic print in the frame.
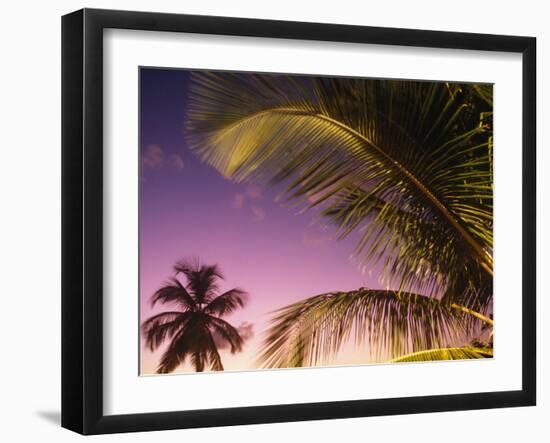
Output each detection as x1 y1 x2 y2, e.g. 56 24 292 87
61 8 536 435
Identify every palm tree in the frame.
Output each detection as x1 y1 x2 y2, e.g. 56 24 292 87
142 259 248 373
185 73 493 364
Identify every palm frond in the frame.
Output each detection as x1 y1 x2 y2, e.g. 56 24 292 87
188 324 224 372
205 288 248 317
156 315 219 373
156 319 198 373
186 73 493 300
150 277 197 310
473 84 493 107
209 316 245 354
141 311 191 352
258 288 489 368
206 347 224 371
390 346 493 362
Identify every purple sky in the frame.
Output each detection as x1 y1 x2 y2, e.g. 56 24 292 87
139 68 383 374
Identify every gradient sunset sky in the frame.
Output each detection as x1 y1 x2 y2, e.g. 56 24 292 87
139 68 386 375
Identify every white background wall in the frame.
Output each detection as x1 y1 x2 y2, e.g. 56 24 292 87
0 1 546 441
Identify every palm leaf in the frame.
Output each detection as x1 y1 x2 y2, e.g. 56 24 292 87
390 346 493 362
141 311 191 352
156 316 201 373
156 315 222 373
473 84 493 107
186 73 493 301
209 316 245 354
205 288 248 317
258 288 490 368
150 278 197 310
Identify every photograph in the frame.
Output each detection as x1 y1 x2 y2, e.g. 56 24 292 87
139 68 494 375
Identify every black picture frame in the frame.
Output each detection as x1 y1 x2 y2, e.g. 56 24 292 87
61 8 537 435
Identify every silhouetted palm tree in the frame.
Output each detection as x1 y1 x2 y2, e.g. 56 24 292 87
142 259 248 373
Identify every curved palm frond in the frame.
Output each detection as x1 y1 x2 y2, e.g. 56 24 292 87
203 328 224 371
473 84 493 107
205 288 248 316
141 311 191 352
156 316 201 373
186 320 224 372
186 74 493 303
156 315 224 373
258 288 490 369
150 277 197 310
390 346 493 363
209 316 245 354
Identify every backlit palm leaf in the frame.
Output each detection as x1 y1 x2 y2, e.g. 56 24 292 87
257 288 490 368
186 73 493 304
390 347 493 363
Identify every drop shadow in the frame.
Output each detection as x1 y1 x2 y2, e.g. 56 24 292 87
36 410 61 426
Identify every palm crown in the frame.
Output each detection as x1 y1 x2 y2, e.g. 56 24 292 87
142 259 248 373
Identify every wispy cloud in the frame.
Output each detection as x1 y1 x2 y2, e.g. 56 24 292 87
251 206 266 222
141 144 185 172
237 322 255 341
245 185 262 199
230 185 266 221
302 228 333 247
142 144 164 170
231 193 246 209
171 154 185 170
